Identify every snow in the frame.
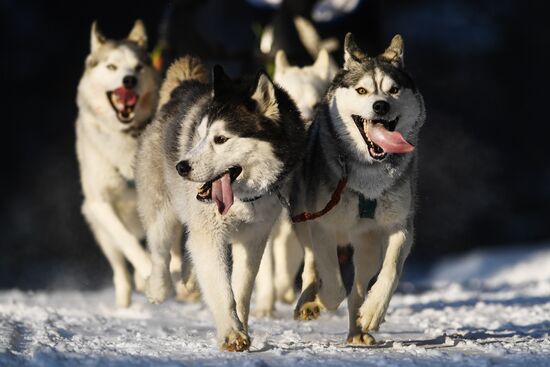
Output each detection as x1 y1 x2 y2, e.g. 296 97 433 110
2 245 550 366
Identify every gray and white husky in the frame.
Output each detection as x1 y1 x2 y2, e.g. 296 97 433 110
290 33 426 345
76 20 159 307
135 57 306 351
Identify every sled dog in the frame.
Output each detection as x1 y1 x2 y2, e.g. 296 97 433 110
136 56 306 350
76 20 159 307
291 33 426 345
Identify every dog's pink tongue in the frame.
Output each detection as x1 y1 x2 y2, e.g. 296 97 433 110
211 173 234 215
113 87 138 107
368 124 415 153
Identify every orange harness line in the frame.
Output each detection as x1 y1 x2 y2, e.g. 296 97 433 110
291 177 348 223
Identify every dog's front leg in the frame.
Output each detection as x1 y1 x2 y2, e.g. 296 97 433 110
84 201 151 280
273 215 303 303
254 237 275 317
358 226 412 332
186 229 248 352
293 221 322 320
144 208 181 304
83 201 132 307
346 230 382 345
310 222 346 310
232 229 271 328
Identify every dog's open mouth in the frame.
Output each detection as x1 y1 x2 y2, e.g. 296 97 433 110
351 115 414 160
107 87 139 123
196 166 243 215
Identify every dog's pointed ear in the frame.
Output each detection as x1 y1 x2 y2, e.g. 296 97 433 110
313 49 331 80
127 19 147 48
212 64 231 97
274 50 289 72
251 72 279 120
381 34 404 68
90 21 106 52
344 33 366 70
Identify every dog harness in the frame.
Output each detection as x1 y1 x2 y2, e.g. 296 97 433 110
289 156 377 223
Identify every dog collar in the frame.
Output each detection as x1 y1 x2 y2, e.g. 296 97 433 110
240 195 263 203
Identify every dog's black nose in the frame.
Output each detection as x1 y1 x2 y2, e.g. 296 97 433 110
176 160 192 177
373 100 390 116
123 75 138 89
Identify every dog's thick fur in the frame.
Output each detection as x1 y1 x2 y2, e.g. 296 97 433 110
290 34 426 345
76 20 159 307
254 48 335 316
135 57 306 351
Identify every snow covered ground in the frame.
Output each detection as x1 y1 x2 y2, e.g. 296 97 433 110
1 244 550 366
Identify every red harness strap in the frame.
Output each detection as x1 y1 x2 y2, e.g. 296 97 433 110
291 177 348 223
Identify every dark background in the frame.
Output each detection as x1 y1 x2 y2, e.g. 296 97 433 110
1 0 548 289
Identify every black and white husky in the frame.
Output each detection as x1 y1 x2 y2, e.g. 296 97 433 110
290 34 426 345
76 20 159 307
135 57 306 351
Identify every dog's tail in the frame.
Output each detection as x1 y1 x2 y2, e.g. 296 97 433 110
158 56 207 107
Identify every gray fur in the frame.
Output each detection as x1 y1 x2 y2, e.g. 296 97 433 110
290 33 426 345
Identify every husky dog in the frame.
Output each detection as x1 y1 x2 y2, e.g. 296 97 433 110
290 33 426 345
254 48 334 316
136 57 306 351
76 20 159 307
273 48 336 121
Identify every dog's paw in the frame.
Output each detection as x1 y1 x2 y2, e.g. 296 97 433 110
220 329 250 352
146 270 174 304
346 332 376 346
294 300 321 321
358 294 389 332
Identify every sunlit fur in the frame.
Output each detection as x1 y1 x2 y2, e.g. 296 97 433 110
75 20 159 308
135 58 306 351
290 33 426 345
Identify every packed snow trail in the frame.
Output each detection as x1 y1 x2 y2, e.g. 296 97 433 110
1 245 550 366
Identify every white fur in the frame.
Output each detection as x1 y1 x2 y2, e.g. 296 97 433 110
137 71 297 350
274 49 336 121
76 21 160 307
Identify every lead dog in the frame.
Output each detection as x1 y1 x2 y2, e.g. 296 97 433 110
290 33 426 345
135 57 306 351
76 20 159 307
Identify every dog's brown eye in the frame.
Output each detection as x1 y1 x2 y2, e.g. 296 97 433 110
389 86 400 94
107 64 117 71
214 136 229 144
356 87 367 95
135 64 143 72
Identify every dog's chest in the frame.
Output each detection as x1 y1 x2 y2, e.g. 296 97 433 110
319 182 412 230
108 137 138 181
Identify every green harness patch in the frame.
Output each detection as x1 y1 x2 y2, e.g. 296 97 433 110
126 179 136 190
358 194 377 219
